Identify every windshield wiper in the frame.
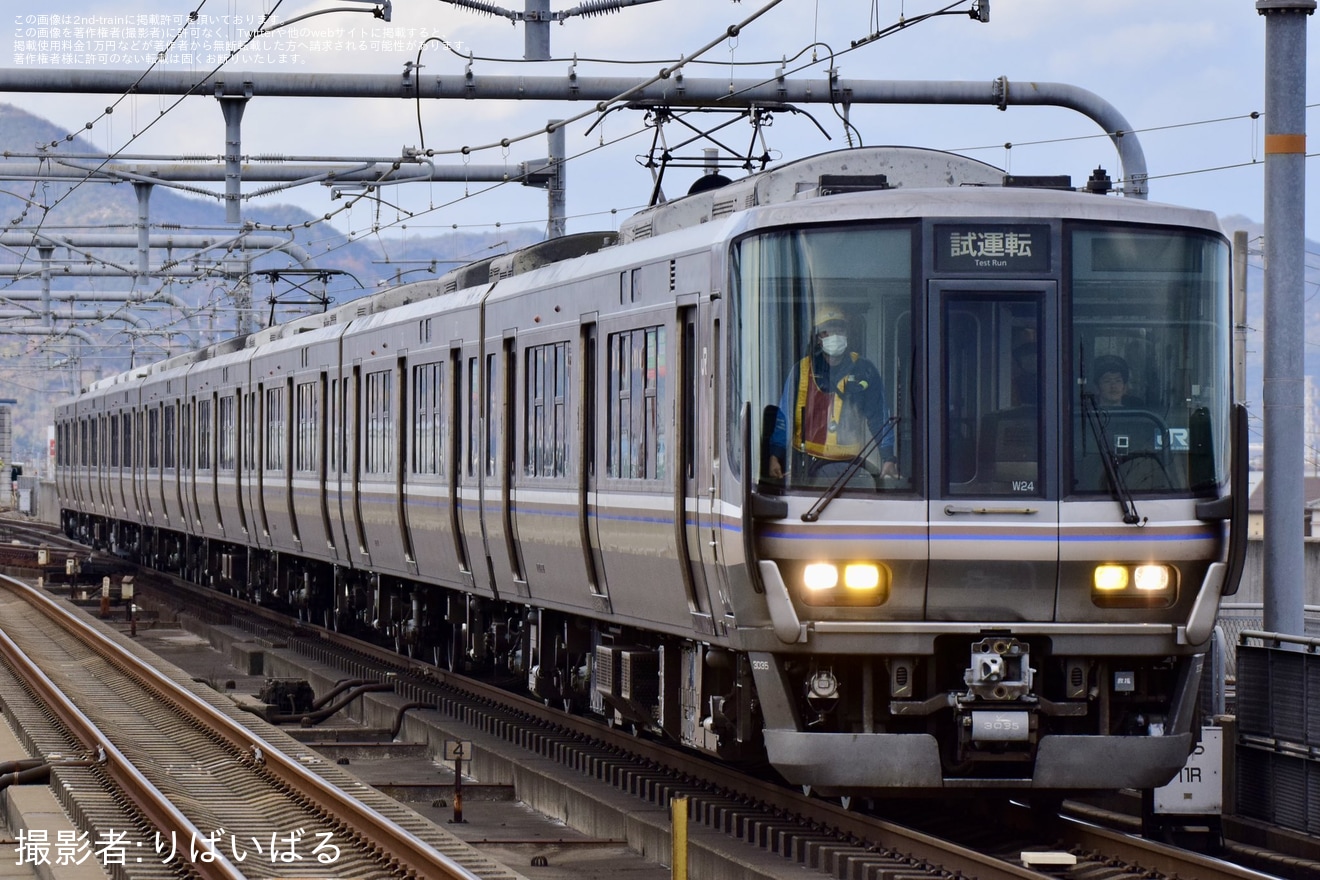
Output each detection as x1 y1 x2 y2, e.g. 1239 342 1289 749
1080 392 1144 525
801 416 900 523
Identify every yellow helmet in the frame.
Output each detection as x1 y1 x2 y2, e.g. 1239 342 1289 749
814 304 848 328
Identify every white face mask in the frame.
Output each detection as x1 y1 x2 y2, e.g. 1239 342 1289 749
820 334 848 357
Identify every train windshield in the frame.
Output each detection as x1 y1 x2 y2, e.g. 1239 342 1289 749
1068 225 1231 496
735 224 917 494
734 218 1230 500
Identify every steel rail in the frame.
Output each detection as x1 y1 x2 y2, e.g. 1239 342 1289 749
1062 817 1285 880
0 573 483 880
0 599 249 880
66 561 1264 880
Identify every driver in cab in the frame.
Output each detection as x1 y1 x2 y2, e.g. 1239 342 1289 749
767 305 898 482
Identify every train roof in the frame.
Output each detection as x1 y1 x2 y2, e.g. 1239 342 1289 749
616 145 1223 242
71 146 1223 401
618 146 1007 243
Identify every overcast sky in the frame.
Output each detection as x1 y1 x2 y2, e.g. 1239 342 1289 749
3 0 1316 249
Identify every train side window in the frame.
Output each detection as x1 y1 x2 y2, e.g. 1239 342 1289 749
467 356 481 479
364 368 393 474
525 341 569 478
606 325 666 480
411 362 443 475
328 379 340 475
147 407 160 470
486 353 499 478
295 381 318 473
180 403 191 471
218 395 235 471
197 400 212 471
163 404 176 470
243 393 257 471
125 412 135 470
265 386 285 472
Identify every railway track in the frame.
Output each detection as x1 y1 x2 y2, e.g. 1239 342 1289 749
0 569 525 880
118 566 1286 880
0 523 1299 880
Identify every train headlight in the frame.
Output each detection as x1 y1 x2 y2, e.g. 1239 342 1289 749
844 563 880 591
1133 565 1171 591
799 561 889 606
803 563 839 591
1093 565 1129 592
1091 564 1176 607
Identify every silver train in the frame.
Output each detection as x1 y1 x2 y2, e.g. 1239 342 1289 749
55 146 1246 794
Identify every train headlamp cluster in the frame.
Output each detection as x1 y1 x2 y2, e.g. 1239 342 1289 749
1092 563 1175 607
801 562 888 605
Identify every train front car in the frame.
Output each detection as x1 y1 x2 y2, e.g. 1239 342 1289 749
728 150 1236 793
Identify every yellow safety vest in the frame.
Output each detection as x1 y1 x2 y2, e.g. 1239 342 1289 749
792 353 865 460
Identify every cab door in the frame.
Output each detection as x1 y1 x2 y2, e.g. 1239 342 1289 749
927 282 1058 621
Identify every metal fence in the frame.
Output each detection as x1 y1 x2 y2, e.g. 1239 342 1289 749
1215 603 1320 683
1233 630 1320 834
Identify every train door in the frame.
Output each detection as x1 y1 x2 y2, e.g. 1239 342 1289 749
147 403 159 524
447 347 475 587
393 356 417 574
129 407 143 528
347 364 371 565
455 346 495 595
228 388 247 538
202 394 221 535
677 301 725 635
927 282 1059 620
314 370 337 560
92 409 106 516
495 338 526 595
251 387 270 544
181 399 197 531
325 372 353 561
579 318 609 612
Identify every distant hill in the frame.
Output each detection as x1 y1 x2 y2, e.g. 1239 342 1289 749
0 102 543 465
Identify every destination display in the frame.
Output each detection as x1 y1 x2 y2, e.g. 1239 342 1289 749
934 224 1051 273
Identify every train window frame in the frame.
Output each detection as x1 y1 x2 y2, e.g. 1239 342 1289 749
147 406 160 470
218 394 236 472
939 291 1047 499
467 356 479 479
732 220 918 494
1064 221 1231 498
486 352 499 479
264 385 286 472
410 361 444 477
363 368 394 475
524 340 570 479
180 402 191 472
197 398 212 471
163 402 177 471
88 415 99 468
605 324 667 482
295 380 319 474
124 411 134 471
243 392 257 472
